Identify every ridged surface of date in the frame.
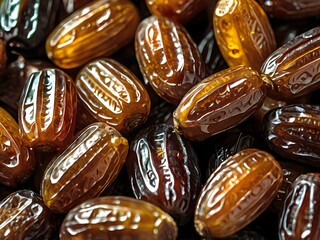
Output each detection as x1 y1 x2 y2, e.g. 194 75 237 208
18 68 77 151
135 15 206 105
279 173 320 240
60 196 178 240
194 148 283 238
173 66 266 141
213 0 276 71
46 0 140 69
126 124 201 225
41 122 128 213
0 190 55 240
261 26 320 100
264 104 320 167
76 58 151 134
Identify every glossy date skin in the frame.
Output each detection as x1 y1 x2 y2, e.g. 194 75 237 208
213 0 276 71
41 122 129 213
76 58 151 134
46 0 140 69
173 65 266 141
126 124 201 225
0 37 6 71
60 196 178 240
135 15 207 105
264 104 320 167
194 148 283 238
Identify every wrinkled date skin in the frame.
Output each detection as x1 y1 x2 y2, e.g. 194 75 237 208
46 0 140 69
41 122 129 213
261 26 320 100
76 58 151 134
126 124 201 225
173 65 266 141
213 0 276 71
18 68 77 152
0 107 35 187
279 173 320 240
60 196 178 240
0 37 6 71
194 148 283 239
135 15 207 105
0 190 56 240
264 104 320 167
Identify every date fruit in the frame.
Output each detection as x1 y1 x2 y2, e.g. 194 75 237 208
0 37 6 71
60 196 178 240
194 148 283 238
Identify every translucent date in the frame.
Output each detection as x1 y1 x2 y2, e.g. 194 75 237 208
135 15 206 105
60 196 178 240
41 122 128 213
126 124 201 225
194 148 283 238
261 26 320 100
76 58 151 134
264 104 320 167
279 173 320 240
0 190 55 240
213 0 276 71
0 107 35 187
46 0 140 69
173 66 266 141
0 37 6 71
18 68 77 151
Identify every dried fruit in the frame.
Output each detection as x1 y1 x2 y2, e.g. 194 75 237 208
0 37 6 71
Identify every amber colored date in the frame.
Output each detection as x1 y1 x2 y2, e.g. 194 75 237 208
126 124 201 225
60 196 178 240
76 58 151 134
0 190 56 239
135 15 206 105
279 173 320 240
213 0 276 71
46 0 140 69
264 104 320 167
173 65 266 141
41 122 128 213
194 148 283 238
0 37 6 71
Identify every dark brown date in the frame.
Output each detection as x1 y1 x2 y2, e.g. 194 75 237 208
126 124 201 225
0 37 6 71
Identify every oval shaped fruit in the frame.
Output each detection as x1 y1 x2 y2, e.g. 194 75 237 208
46 0 140 69
135 15 206 105
41 122 128 213
0 190 56 240
173 65 266 141
0 107 35 187
213 0 276 71
279 173 320 240
126 124 201 225
264 104 320 167
60 196 178 240
76 58 151 134
18 68 77 152
194 148 283 238
261 26 320 100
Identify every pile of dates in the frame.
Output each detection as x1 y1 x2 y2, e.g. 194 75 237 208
0 0 320 239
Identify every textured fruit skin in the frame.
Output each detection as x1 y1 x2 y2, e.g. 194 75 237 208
264 104 320 167
126 124 201 225
279 173 320 240
41 122 128 213
18 68 77 151
213 0 276 71
0 107 35 187
194 148 283 238
135 15 206 105
76 58 151 134
46 0 140 69
0 190 55 240
261 26 320 101
60 196 178 240
173 65 266 141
